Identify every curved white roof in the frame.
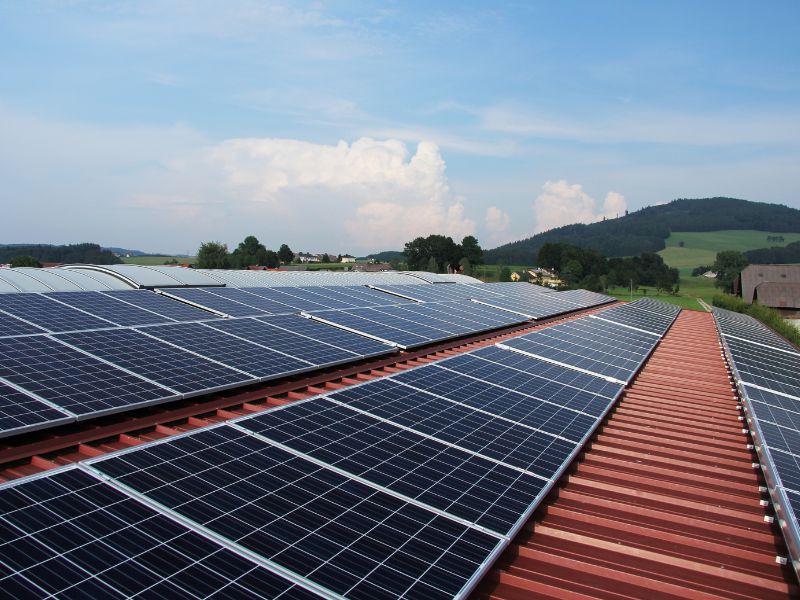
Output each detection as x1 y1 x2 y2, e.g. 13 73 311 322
0 267 133 293
63 264 221 288
194 269 425 287
0 269 56 292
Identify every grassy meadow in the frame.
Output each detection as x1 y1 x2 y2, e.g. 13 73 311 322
658 230 800 272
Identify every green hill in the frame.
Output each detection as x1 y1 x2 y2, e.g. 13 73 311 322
660 230 800 275
485 197 800 265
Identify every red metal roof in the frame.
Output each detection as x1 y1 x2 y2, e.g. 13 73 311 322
473 309 799 599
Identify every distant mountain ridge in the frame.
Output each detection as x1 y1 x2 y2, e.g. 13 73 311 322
485 197 800 265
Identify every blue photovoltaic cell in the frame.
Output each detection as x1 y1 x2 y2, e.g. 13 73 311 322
767 449 800 493
725 337 800 400
294 287 364 309
0 380 73 437
157 288 268 317
238 398 548 536
0 335 175 416
92 426 501 600
318 286 414 307
308 311 430 348
364 305 472 336
204 287 297 314
466 346 624 400
472 294 579 320
101 290 215 322
0 293 114 333
0 313 47 338
419 302 527 329
714 307 796 352
594 304 674 336
139 322 314 380
56 328 255 395
44 291 174 326
244 288 333 312
205 318 365 366
392 364 600 441
329 378 577 479
742 385 800 414
0 468 320 599
254 314 394 358
501 327 642 382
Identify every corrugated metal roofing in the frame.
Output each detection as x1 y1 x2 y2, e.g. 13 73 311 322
473 309 799 600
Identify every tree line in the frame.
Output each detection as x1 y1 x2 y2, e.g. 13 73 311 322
536 242 680 293
0 243 121 265
403 235 484 275
196 237 296 269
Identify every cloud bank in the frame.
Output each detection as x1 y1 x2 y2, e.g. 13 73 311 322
207 137 475 250
532 180 627 234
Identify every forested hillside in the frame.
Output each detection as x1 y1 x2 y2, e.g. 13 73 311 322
485 197 800 265
745 241 800 264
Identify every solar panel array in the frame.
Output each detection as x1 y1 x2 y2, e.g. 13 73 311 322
498 299 680 384
712 307 800 576
305 301 528 349
0 282 616 444
0 288 401 439
0 293 682 600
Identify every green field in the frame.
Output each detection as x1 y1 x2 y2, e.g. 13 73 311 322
122 255 195 265
659 230 800 272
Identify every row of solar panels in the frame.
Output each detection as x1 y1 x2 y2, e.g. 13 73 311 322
0 283 609 338
712 307 800 576
0 285 613 440
0 298 679 599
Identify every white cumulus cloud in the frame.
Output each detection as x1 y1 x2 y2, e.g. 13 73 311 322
484 206 511 244
532 180 627 233
208 137 474 250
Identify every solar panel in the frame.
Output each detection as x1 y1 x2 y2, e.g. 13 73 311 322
204 318 376 366
91 426 502 600
714 307 797 352
306 310 430 349
100 289 215 322
367 305 473 336
0 312 48 338
0 468 322 599
393 363 601 440
0 380 73 437
44 291 174 326
138 322 315 381
318 285 415 307
724 337 800 400
499 323 648 384
237 398 548 536
203 287 298 314
253 314 394 359
0 293 114 333
425 301 528 328
295 287 366 309
242 287 334 312
328 378 577 479
593 302 676 336
56 328 256 396
308 302 522 350
555 289 615 308
0 335 176 417
470 345 624 400
471 293 581 320
157 288 267 317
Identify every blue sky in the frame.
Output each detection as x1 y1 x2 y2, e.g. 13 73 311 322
1 1 798 255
